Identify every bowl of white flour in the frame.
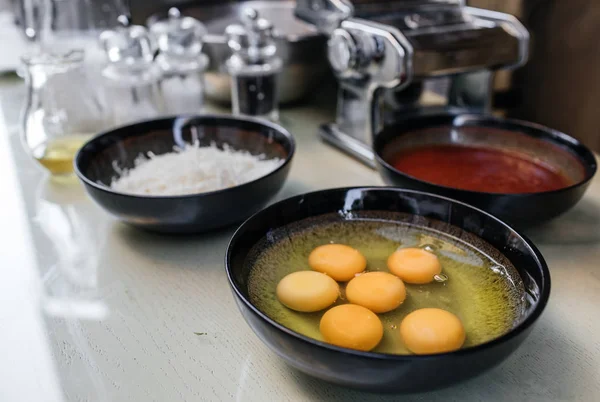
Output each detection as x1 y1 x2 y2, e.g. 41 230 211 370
74 114 295 233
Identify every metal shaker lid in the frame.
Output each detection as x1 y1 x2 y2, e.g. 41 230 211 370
225 8 277 64
99 15 156 67
150 8 208 73
99 15 161 84
150 8 207 58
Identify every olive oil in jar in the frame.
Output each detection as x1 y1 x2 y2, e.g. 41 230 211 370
20 50 109 177
32 134 90 176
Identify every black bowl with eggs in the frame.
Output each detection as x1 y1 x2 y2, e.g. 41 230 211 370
74 115 294 234
225 187 550 393
374 113 597 228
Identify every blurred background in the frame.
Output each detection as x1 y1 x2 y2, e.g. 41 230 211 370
3 0 600 151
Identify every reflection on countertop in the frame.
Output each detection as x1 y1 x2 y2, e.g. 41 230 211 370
35 176 108 319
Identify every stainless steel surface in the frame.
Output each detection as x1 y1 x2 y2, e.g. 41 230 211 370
331 18 412 149
295 0 353 34
351 0 465 16
465 0 523 95
444 7 527 113
147 1 329 105
404 7 528 78
298 0 529 166
327 29 358 76
319 123 376 167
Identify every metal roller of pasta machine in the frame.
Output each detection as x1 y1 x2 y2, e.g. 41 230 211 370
294 0 529 167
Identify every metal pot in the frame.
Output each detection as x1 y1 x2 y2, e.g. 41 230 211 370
147 1 330 105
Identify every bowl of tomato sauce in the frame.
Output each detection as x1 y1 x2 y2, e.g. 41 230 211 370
374 113 597 227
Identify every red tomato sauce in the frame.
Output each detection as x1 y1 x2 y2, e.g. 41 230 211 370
390 144 572 194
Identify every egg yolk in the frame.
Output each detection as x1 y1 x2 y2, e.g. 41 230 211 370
308 244 367 282
320 304 383 351
276 271 339 312
400 308 466 354
346 272 407 313
387 248 442 284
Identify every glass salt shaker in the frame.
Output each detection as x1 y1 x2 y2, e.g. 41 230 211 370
99 15 165 127
150 8 209 115
225 8 283 121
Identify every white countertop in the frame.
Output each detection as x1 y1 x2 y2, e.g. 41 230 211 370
1 75 600 401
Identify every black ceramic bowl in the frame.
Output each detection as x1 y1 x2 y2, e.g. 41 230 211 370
374 113 597 228
226 187 550 393
74 115 294 234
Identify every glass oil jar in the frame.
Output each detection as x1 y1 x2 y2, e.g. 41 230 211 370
20 50 109 176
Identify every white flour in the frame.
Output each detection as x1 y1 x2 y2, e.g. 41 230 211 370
109 142 283 196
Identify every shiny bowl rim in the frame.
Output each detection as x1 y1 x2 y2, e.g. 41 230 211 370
225 186 551 360
374 113 598 198
74 114 295 200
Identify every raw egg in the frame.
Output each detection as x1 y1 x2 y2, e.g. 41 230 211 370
400 308 466 354
308 244 367 281
276 271 339 312
387 247 442 284
320 304 383 351
346 272 407 313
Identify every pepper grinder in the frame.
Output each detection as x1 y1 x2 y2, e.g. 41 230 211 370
99 15 165 127
150 8 209 115
225 8 283 121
